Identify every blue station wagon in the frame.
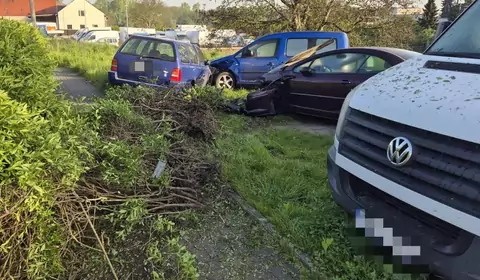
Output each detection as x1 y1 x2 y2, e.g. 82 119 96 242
210 31 349 89
108 35 211 87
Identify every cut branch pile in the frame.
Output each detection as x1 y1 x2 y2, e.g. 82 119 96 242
56 85 222 276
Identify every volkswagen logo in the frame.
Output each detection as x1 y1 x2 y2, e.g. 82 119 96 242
386 137 413 166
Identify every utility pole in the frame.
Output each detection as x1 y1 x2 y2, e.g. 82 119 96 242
29 0 37 26
125 1 129 35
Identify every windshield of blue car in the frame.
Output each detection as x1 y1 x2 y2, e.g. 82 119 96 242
426 1 480 59
120 37 176 62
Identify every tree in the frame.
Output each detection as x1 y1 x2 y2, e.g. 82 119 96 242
203 0 414 33
419 0 438 29
440 0 453 18
177 2 196 24
449 0 473 20
94 0 203 28
129 0 166 28
192 2 201 11
201 0 419 48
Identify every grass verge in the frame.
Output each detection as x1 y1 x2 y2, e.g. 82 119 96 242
215 114 414 280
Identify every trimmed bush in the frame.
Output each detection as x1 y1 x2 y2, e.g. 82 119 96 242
0 20 59 109
0 20 91 279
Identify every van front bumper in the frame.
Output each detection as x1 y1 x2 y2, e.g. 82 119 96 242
327 145 480 280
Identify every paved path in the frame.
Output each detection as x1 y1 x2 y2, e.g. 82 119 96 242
54 67 103 101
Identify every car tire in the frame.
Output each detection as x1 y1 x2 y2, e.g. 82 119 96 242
215 72 235 89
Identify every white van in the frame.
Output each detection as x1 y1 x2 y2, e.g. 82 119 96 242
328 1 480 280
72 28 87 40
81 30 120 46
119 27 156 43
76 27 112 41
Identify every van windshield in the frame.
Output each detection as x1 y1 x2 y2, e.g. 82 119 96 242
426 1 480 58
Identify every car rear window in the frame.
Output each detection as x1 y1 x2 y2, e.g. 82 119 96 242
119 37 176 62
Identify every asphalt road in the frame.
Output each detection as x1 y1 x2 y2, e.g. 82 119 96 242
54 67 103 101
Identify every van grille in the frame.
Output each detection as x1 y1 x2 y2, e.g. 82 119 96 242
338 109 480 219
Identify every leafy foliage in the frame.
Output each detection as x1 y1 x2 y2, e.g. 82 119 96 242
201 0 420 48
0 20 59 109
419 0 438 29
0 19 92 279
0 19 222 279
441 0 472 20
95 0 200 28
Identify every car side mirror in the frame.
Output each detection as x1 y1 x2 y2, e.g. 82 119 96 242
204 60 210 66
299 67 312 76
243 49 253 58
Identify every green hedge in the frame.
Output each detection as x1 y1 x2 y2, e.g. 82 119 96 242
0 19 91 279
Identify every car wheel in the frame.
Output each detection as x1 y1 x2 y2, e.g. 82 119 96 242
215 72 235 89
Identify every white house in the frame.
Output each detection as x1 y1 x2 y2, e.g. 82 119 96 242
56 0 106 30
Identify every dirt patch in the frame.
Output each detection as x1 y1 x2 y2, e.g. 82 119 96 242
182 197 300 280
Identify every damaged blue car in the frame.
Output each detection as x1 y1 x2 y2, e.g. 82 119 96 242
209 31 349 89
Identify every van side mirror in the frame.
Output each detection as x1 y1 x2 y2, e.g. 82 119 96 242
434 20 452 39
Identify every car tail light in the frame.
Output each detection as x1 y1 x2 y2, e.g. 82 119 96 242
111 59 117 71
170 68 182 82
170 68 181 82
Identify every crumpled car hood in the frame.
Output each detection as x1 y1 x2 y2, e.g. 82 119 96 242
349 54 480 144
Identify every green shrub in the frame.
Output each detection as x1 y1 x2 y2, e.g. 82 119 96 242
0 90 89 278
1 19 205 279
0 19 59 109
0 20 91 279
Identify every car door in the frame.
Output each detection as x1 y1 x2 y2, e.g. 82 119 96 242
178 43 197 84
356 55 393 82
116 37 151 82
237 39 280 84
145 40 178 85
192 45 211 86
286 52 369 119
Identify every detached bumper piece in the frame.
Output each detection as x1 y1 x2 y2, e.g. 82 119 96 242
224 88 280 117
245 88 278 116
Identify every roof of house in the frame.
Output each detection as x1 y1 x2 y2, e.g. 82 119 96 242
32 5 65 16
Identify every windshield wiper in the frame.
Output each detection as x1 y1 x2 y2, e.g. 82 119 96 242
425 51 480 59
140 55 160 60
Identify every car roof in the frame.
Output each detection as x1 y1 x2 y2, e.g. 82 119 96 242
343 47 421 60
258 31 348 40
130 34 192 45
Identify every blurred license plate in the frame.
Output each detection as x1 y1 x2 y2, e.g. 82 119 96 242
134 61 145 72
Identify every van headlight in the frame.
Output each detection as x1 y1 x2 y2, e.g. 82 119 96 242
335 89 355 138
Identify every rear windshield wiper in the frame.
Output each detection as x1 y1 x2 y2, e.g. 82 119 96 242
425 51 480 59
140 55 160 60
